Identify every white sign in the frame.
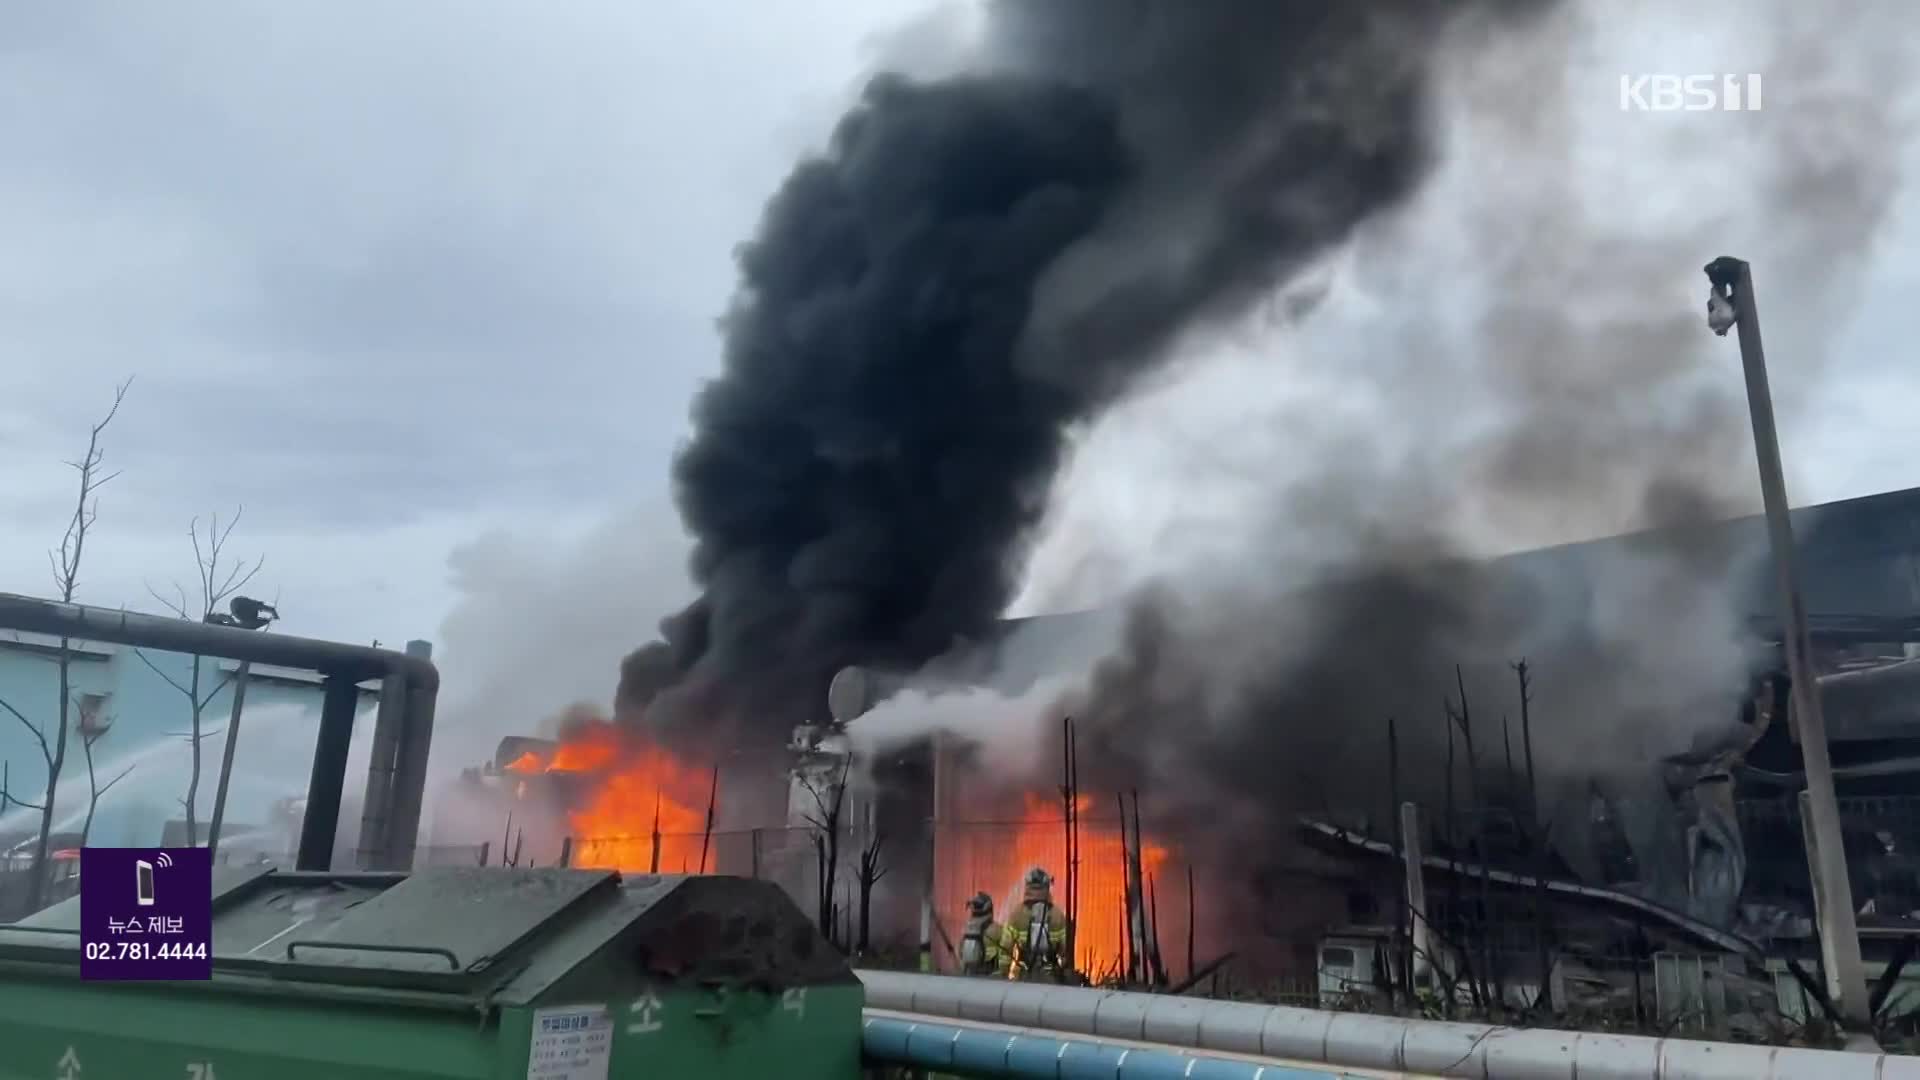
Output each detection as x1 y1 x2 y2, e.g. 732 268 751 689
58 1047 80 1080
527 1004 613 1080
1619 74 1762 112
626 990 665 1036
186 1067 217 1080
782 988 807 1020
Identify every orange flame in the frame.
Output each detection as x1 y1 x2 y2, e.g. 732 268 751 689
550 729 620 773
509 723 714 873
502 725 622 777
938 793 1166 976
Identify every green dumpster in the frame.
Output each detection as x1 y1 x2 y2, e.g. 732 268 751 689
0 866 862 1080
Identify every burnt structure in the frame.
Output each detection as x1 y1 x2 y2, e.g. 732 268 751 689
467 484 1920 1006
1280 484 1920 1028
1520 485 1920 930
830 485 1920 995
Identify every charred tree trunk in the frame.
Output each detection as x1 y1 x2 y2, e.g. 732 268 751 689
1186 862 1197 986
649 794 661 874
1061 716 1080 973
1455 668 1504 1015
1388 714 1410 1006
1116 791 1136 982
1516 659 1554 1013
1121 787 1136 980
1442 709 1475 1013
697 766 718 874
855 795 887 957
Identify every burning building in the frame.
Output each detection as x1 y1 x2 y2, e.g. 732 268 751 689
415 0 1918 1025
428 479 1920 1012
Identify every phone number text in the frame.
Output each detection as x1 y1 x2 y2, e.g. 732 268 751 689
83 941 208 961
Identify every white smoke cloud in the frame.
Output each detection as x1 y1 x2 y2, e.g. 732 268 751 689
412 502 693 840
844 673 1085 787
428 502 693 766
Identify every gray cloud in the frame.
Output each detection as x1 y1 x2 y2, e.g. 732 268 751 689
0 0 922 631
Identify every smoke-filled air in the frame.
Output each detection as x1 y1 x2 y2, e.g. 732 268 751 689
619 0 1573 754
814 0 1920 899
581 0 1920 935
1005 0 1918 855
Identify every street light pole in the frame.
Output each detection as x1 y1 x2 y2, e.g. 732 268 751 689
1704 256 1871 1031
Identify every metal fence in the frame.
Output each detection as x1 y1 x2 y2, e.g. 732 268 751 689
455 814 1203 981
929 815 1196 982
1738 794 1920 914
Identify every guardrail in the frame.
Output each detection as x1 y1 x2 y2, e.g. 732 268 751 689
856 970 1920 1079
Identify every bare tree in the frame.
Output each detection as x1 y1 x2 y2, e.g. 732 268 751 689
0 379 129 912
1513 658 1555 1014
800 756 852 948
78 696 135 846
134 509 264 847
854 808 888 955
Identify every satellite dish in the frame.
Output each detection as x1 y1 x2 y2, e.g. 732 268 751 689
827 666 875 723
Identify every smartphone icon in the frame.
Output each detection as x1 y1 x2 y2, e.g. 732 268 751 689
135 860 155 906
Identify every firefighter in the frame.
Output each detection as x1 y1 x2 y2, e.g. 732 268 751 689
998 866 1070 980
956 892 1003 976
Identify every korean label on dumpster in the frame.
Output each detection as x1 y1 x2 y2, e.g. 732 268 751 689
80 847 212 980
528 1004 613 1080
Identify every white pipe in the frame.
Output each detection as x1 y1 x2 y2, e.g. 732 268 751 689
855 971 1920 1079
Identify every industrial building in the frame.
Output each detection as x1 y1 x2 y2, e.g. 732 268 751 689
423 484 1920 1030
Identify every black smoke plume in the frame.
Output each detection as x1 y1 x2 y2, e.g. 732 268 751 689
967 0 1920 933
619 0 1558 753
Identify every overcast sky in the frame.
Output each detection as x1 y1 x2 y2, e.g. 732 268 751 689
5 2 1920 753
0 1 924 640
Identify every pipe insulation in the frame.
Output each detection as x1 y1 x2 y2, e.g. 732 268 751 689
862 1012 1350 1080
856 971 1920 1079
0 591 440 871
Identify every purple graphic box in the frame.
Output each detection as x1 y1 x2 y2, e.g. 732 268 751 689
80 847 212 980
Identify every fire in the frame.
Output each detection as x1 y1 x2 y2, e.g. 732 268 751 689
508 723 717 873
938 792 1167 977
569 744 713 872
550 729 619 773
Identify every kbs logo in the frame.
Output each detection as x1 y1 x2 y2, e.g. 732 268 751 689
1619 74 1763 112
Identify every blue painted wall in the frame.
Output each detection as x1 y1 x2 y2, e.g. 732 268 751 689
0 631 379 851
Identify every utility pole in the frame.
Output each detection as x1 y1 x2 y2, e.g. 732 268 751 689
1400 802 1431 991
1704 256 1871 1033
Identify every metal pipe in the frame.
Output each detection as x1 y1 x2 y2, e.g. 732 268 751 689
0 592 439 872
1705 256 1870 1028
0 593 436 685
861 1013 1332 1080
386 649 438 872
354 668 408 869
204 661 251 863
857 972 1920 1079
298 676 360 870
